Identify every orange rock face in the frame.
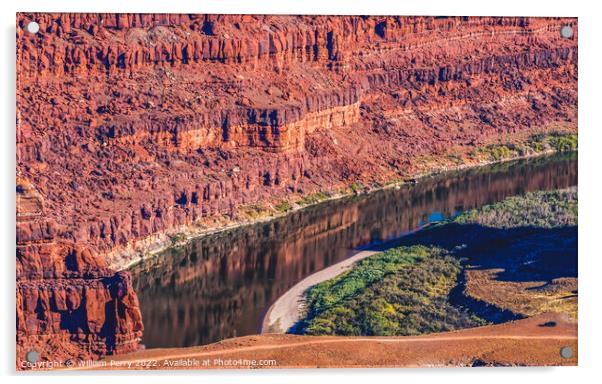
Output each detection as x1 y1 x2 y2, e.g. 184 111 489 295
16 178 143 368
16 13 577 365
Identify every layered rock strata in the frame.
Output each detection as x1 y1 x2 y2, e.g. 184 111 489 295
16 178 143 366
16 14 577 364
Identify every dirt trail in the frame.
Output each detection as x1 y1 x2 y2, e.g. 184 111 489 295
65 313 577 370
95 335 577 364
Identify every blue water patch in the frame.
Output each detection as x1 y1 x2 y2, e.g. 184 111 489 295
428 211 445 222
418 211 446 227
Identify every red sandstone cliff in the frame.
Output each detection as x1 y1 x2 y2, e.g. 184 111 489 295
16 178 143 367
16 14 577 366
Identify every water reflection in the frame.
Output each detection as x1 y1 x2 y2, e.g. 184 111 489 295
130 153 577 348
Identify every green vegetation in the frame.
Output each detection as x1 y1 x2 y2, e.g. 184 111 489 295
274 201 292 213
296 186 578 337
450 188 578 320
296 191 330 207
350 182 363 194
472 133 577 161
298 245 487 336
526 134 546 152
488 145 512 161
240 203 271 220
473 143 518 161
169 232 187 246
548 133 578 152
454 188 577 228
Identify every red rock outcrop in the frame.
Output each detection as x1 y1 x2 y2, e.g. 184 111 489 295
16 14 577 364
16 177 143 368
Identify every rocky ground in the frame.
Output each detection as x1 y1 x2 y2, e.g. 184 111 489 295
67 313 576 369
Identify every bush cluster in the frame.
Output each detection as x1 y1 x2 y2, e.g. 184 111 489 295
299 246 486 336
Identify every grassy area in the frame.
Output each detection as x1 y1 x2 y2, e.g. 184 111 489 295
298 245 487 336
472 133 577 162
548 133 578 152
296 187 578 335
454 188 577 228
274 201 292 213
486 145 512 161
296 191 330 207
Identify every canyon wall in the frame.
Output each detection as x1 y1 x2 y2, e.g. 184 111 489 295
16 14 577 365
16 178 143 366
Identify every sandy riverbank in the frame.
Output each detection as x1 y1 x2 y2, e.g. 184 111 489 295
261 222 437 333
261 248 380 333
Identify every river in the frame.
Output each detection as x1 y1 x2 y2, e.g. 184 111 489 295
129 152 577 349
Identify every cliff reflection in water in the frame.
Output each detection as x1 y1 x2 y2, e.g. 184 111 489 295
130 153 577 349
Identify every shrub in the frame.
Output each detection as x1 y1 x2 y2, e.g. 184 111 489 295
296 191 330 206
274 201 292 213
350 182 363 194
548 134 577 152
169 232 187 245
454 187 577 228
297 245 486 336
488 145 511 161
